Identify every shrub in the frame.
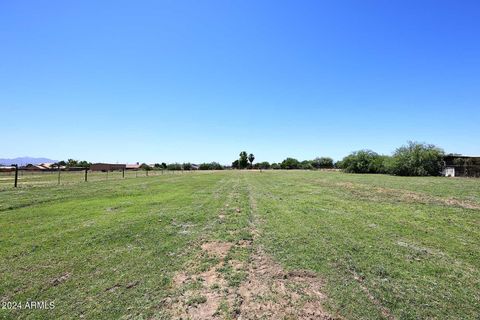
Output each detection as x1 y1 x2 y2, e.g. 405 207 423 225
166 163 182 171
140 163 152 171
231 160 239 169
338 150 387 173
271 163 280 169
387 141 444 176
253 162 270 169
182 163 192 170
199 162 224 170
300 160 314 170
281 158 300 169
312 157 334 169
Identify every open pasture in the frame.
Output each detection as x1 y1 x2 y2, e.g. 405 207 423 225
1 171 479 319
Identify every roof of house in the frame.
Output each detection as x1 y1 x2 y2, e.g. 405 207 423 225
39 162 55 168
126 163 141 169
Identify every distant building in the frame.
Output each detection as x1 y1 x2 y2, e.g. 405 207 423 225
90 163 126 172
39 163 55 170
126 163 141 170
0 166 15 172
20 164 48 171
443 155 480 177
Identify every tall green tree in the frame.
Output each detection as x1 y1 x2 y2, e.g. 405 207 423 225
248 153 255 168
239 151 249 169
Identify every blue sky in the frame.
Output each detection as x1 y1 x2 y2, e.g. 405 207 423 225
1 0 479 164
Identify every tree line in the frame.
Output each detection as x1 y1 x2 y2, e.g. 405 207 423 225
230 142 446 176
231 151 335 170
52 141 447 176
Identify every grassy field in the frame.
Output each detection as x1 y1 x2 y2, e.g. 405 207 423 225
0 171 479 319
0 170 175 189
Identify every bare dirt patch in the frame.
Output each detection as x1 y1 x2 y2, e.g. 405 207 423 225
201 242 233 259
167 242 237 319
168 239 334 319
238 248 332 320
167 184 334 319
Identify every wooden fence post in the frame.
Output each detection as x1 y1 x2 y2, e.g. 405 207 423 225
12 164 18 187
85 168 88 182
57 165 61 185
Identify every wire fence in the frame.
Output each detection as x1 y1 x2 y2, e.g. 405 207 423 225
0 169 192 189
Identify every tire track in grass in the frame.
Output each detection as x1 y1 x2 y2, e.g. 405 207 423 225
164 176 247 319
166 175 334 319
245 173 397 320
238 178 334 320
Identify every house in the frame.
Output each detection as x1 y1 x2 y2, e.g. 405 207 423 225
90 163 126 172
38 163 55 170
443 155 480 177
0 166 15 172
19 164 48 171
126 163 141 170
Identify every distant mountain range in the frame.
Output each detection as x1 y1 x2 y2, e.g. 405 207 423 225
0 157 57 166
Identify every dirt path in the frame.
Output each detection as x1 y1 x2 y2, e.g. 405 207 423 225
163 181 333 319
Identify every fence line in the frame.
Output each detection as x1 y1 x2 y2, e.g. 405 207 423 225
0 168 196 188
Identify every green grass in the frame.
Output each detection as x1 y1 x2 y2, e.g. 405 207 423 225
0 171 479 319
0 170 181 189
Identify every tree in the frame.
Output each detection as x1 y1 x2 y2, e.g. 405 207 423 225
281 158 300 169
271 163 280 169
386 141 444 176
161 162 167 169
77 160 91 168
338 150 387 173
199 162 223 170
182 163 192 170
254 161 270 169
231 160 239 169
239 151 249 169
154 163 161 169
248 153 255 168
140 163 152 171
167 163 182 170
312 157 334 169
300 160 313 170
66 159 78 167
